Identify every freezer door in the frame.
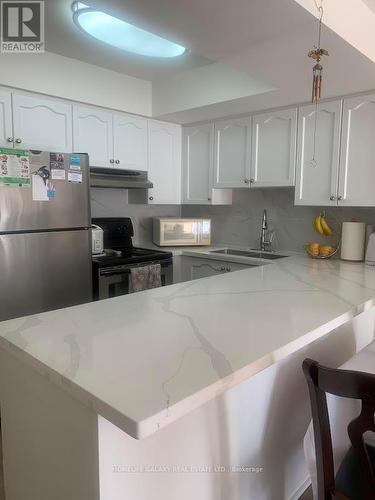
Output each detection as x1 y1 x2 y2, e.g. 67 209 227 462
0 152 90 233
0 230 92 322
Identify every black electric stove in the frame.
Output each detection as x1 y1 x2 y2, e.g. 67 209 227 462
92 218 173 300
92 246 173 267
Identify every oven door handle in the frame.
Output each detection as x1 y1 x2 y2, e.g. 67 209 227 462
99 260 172 277
99 269 131 277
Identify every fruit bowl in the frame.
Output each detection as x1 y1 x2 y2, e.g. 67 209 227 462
307 212 341 259
305 241 341 260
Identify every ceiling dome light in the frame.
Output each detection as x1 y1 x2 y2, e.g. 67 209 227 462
72 2 187 58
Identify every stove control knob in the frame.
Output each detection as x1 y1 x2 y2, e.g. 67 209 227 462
149 196 154 201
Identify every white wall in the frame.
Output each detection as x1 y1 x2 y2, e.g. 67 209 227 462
0 51 152 116
293 0 375 63
152 62 274 117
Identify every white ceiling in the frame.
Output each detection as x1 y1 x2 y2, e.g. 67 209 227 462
45 0 375 123
45 0 212 81
87 0 314 61
363 0 375 11
46 0 313 81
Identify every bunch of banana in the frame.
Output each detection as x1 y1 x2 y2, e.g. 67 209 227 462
313 213 333 236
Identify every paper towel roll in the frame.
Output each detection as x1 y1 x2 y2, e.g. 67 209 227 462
341 222 366 261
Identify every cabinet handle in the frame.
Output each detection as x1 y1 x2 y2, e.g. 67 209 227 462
149 196 154 201
115 160 120 164
7 137 13 143
15 138 22 144
337 195 343 201
329 195 336 201
110 159 115 164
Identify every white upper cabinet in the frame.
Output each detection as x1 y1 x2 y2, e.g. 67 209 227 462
73 105 113 168
0 89 13 148
251 108 297 187
113 114 148 170
339 94 375 206
183 124 212 204
213 117 251 188
182 124 232 205
295 101 342 206
148 121 181 205
12 93 72 152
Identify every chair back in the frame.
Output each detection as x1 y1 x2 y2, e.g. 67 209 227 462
303 358 375 500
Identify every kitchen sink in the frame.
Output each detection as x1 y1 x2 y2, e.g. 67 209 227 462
210 249 288 260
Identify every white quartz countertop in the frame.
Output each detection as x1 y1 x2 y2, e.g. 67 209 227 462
1 253 375 439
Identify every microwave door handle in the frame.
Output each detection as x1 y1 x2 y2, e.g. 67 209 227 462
197 222 202 244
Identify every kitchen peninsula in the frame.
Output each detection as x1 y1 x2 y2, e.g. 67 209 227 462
1 253 375 500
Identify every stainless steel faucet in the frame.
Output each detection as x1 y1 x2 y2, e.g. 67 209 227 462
260 209 273 251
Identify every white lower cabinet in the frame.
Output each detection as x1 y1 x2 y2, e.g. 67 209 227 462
251 108 297 187
182 124 232 205
12 92 72 152
0 89 13 148
148 120 181 205
181 256 253 282
339 94 375 206
73 105 113 168
295 101 342 206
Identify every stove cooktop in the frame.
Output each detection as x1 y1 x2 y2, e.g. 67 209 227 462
92 247 173 267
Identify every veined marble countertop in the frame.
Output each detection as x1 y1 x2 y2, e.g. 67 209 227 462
1 252 375 439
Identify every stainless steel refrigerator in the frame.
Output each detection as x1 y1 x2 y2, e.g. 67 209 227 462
0 150 92 322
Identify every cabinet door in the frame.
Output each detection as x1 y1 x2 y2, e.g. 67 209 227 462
295 101 341 206
73 105 113 168
13 93 72 152
148 121 181 205
181 256 253 282
225 261 256 272
213 117 251 188
113 114 148 170
181 256 228 281
251 108 297 187
182 124 212 204
0 89 13 148
339 95 375 206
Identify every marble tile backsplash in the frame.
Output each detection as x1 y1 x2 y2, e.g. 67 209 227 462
91 188 375 252
181 189 375 252
90 188 181 245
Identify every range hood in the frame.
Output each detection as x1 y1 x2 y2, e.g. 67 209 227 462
90 167 153 189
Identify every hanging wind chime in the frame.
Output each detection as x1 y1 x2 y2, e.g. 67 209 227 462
308 0 329 167
308 0 329 102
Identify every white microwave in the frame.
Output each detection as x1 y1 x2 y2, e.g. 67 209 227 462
153 218 211 246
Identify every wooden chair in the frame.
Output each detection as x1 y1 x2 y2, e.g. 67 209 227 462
303 358 375 500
